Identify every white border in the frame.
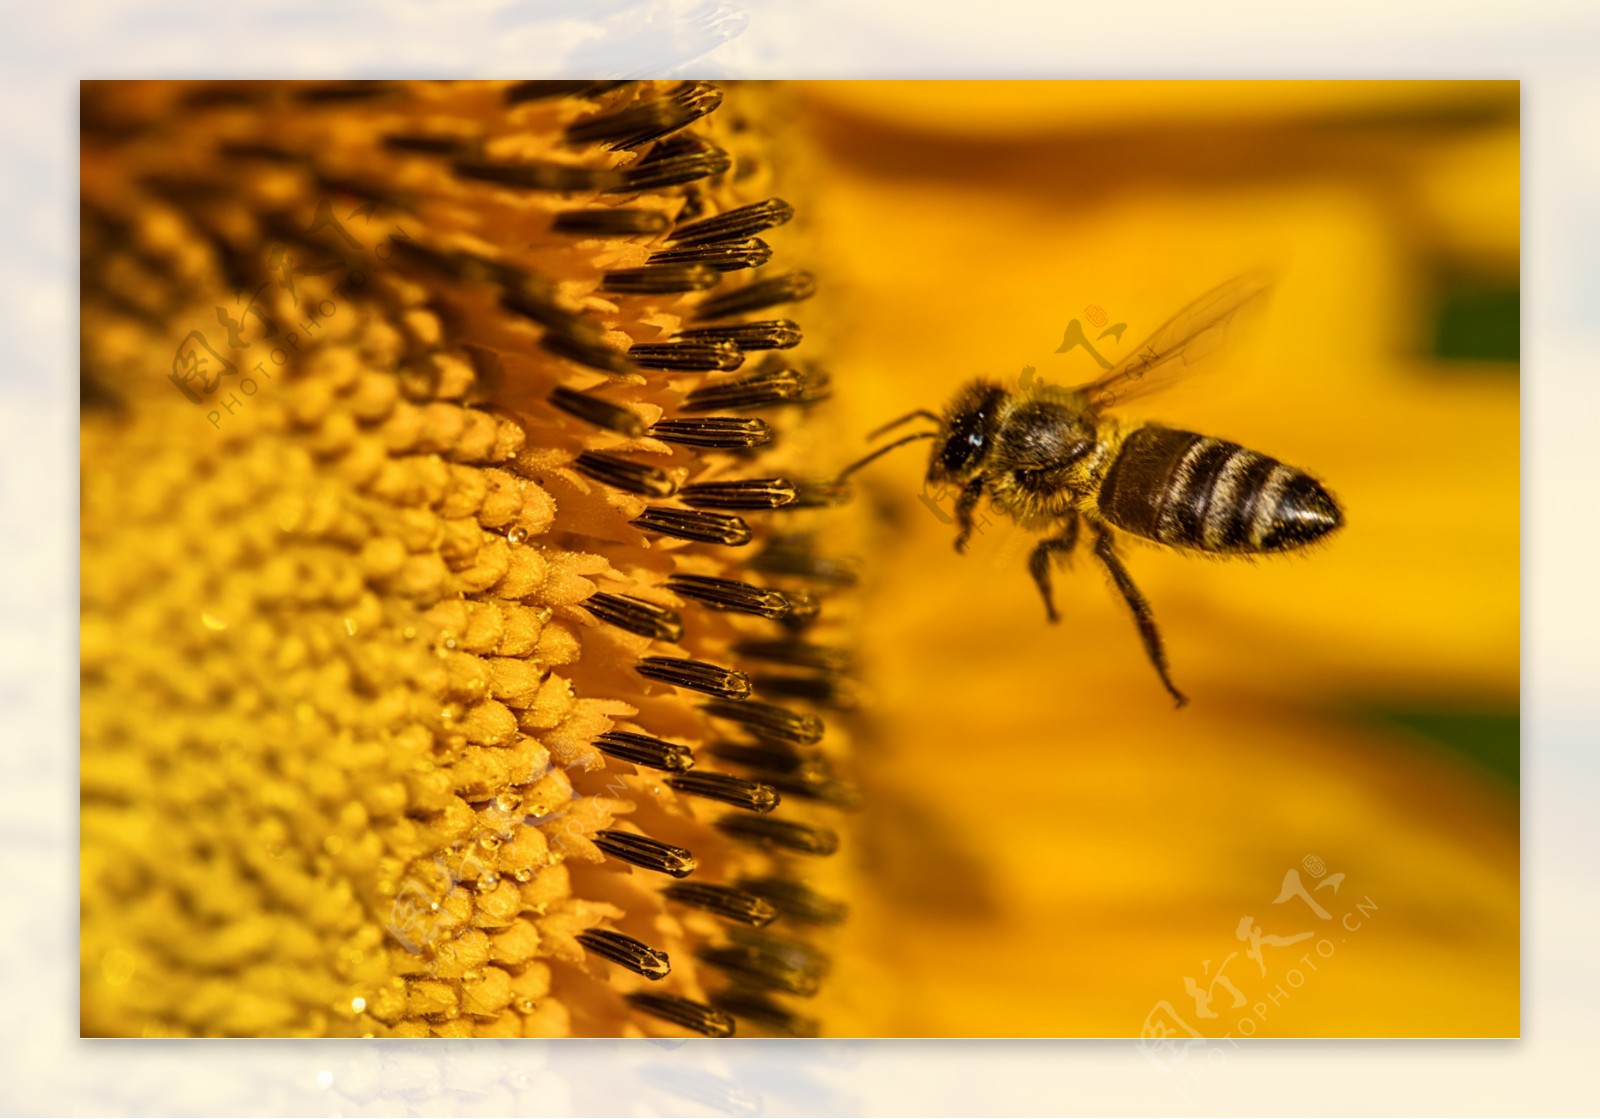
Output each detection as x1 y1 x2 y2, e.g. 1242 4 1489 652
14 3 1587 1113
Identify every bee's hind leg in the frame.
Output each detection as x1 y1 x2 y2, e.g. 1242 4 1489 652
1027 512 1080 624
1091 528 1189 709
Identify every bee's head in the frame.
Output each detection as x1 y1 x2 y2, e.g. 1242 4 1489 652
838 379 1010 487
928 379 1008 485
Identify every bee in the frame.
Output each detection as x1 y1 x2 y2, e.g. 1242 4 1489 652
840 275 1343 707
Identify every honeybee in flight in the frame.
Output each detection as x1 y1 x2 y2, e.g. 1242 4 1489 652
840 275 1343 707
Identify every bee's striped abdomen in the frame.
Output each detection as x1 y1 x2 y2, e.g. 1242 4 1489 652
1099 427 1342 554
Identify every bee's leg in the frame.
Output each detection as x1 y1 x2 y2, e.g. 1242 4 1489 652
1027 512 1080 624
952 478 985 555
1091 529 1189 708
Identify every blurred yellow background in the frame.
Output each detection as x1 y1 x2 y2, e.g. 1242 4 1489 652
796 81 1519 1037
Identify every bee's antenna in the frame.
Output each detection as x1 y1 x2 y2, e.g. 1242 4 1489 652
867 410 942 441
836 431 939 482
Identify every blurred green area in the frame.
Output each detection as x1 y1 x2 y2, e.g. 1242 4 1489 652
1429 275 1520 366
1397 263 1517 781
1373 707 1521 787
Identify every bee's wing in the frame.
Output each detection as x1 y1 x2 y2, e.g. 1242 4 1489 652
1080 273 1273 412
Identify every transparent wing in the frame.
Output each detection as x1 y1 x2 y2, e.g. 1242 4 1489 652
1079 272 1273 412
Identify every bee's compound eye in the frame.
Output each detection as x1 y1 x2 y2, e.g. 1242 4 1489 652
940 416 986 474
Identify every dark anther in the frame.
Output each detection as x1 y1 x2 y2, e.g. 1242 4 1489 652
661 882 778 927
636 657 753 700
668 198 794 245
707 739 809 774
625 991 736 1038
679 478 799 510
667 771 780 813
752 673 859 712
594 731 696 773
714 815 840 856
697 937 823 997
609 137 732 193
665 574 794 620
552 209 672 237
538 328 637 375
548 386 647 437
749 535 859 586
701 699 824 745
626 340 744 373
648 418 774 449
759 760 863 809
631 508 753 546
733 639 852 674
694 271 817 321
601 265 721 295
675 320 802 352
647 238 772 272
576 928 672 981
574 452 678 498
681 368 807 413
500 285 582 331
592 830 697 878
565 82 723 149
707 988 820 1038
735 875 850 926
585 593 684 642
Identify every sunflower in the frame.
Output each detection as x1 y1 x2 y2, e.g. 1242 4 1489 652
81 79 856 1039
